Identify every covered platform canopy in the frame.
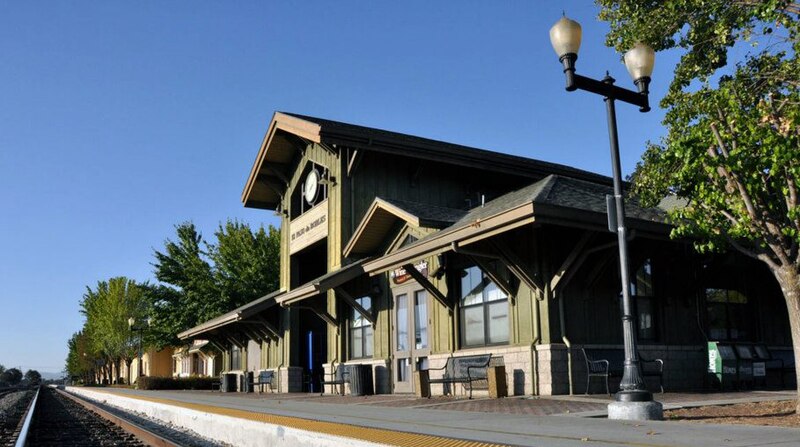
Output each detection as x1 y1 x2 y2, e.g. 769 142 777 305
276 259 374 326
360 175 672 306
177 289 285 348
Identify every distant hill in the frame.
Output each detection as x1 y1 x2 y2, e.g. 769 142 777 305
39 371 65 380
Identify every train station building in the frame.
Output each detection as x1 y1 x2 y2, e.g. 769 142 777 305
178 112 791 396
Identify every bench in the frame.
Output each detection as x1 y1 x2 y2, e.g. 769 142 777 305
581 348 664 395
424 354 492 399
320 364 350 395
254 370 276 393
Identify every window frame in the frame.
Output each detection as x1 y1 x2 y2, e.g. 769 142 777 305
457 264 510 348
349 296 373 359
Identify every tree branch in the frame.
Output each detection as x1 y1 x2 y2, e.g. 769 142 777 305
710 122 760 221
727 236 779 270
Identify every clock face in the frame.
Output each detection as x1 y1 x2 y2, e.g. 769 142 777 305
304 169 319 205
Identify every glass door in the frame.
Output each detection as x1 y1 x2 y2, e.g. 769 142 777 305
393 287 429 393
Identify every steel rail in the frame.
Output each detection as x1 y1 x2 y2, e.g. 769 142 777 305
13 387 40 447
55 388 181 447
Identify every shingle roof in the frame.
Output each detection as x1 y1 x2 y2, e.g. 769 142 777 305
453 174 666 229
381 198 466 228
281 112 614 185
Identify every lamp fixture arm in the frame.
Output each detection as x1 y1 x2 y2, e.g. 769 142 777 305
566 72 650 112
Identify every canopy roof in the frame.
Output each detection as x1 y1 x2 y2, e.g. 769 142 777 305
364 174 671 275
276 259 369 306
177 289 284 340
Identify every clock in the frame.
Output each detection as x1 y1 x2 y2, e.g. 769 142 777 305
303 169 320 205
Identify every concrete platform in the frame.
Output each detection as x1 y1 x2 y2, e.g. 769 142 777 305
66 387 800 447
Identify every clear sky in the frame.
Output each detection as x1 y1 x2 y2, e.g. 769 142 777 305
0 1 679 374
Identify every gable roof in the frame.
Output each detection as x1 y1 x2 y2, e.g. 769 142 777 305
343 197 466 257
242 112 614 209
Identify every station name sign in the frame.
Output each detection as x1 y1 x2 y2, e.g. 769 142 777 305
289 199 328 255
390 261 428 285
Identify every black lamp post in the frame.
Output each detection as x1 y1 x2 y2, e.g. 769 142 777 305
549 15 662 420
128 317 151 381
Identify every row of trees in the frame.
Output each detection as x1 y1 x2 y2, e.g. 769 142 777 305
65 221 280 384
0 365 41 387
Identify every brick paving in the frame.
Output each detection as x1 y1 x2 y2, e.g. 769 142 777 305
179 388 797 417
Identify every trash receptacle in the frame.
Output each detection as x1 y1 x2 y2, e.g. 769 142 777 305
348 364 374 396
488 365 507 398
708 342 737 390
244 371 254 393
222 373 237 392
734 344 754 389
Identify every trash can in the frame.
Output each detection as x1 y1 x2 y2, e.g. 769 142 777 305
348 364 374 396
488 365 507 398
734 344 754 389
244 371 254 393
222 373 237 392
707 342 737 390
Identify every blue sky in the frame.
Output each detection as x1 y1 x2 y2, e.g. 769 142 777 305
0 1 679 374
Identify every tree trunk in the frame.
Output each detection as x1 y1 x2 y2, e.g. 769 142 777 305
773 266 800 413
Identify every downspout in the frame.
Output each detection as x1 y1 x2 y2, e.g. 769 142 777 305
558 289 574 395
530 289 542 395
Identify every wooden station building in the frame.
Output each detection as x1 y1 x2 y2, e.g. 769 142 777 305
178 112 791 395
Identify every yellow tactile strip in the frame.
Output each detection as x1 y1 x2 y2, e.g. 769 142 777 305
106 392 507 447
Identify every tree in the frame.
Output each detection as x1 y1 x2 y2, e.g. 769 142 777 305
24 370 41 386
152 222 219 328
151 221 281 343
66 331 97 384
208 221 281 310
598 1 800 406
80 277 149 385
1 368 23 386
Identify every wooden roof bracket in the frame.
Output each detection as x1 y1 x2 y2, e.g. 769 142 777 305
254 316 282 340
296 305 339 330
402 263 452 313
490 239 543 297
549 233 593 296
334 287 376 325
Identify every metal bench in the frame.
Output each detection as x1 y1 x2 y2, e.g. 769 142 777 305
581 348 664 395
320 364 350 395
424 354 492 399
254 370 276 393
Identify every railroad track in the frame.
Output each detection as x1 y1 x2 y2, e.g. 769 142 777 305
4 387 195 447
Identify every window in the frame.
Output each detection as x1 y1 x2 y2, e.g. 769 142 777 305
706 289 752 341
631 259 656 341
459 265 509 347
230 346 241 370
350 296 373 359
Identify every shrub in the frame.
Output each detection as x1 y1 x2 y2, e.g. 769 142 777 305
137 376 216 390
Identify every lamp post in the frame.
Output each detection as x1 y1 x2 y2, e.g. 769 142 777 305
549 15 662 420
128 317 151 382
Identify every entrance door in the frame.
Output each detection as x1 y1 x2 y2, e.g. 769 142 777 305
393 287 430 393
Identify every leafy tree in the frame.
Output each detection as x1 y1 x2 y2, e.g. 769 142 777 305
81 277 149 385
208 221 281 310
24 370 41 385
1 368 23 386
66 331 97 384
151 221 281 344
152 223 220 328
598 1 800 405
